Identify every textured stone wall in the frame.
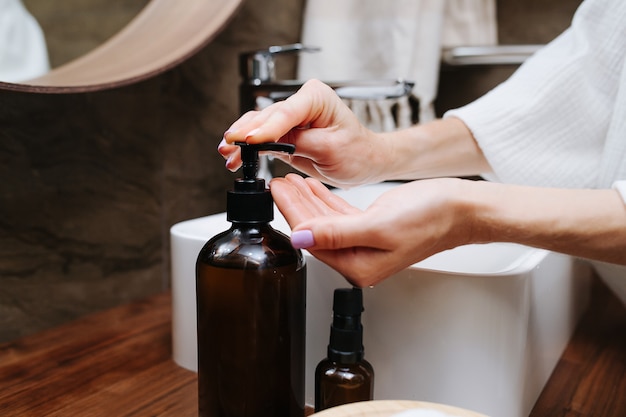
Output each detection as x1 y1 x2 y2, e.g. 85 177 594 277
0 0 582 342
0 0 305 342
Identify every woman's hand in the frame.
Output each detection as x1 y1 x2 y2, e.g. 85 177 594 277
219 79 387 188
220 79 493 187
270 174 473 287
271 174 626 288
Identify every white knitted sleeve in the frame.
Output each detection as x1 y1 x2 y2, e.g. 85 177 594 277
444 0 626 188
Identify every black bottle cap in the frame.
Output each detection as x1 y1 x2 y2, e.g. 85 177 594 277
226 142 295 223
328 288 365 363
333 287 364 316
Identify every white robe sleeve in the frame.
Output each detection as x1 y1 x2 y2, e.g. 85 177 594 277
444 0 626 189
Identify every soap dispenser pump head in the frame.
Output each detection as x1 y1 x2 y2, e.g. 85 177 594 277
226 142 295 223
237 141 295 181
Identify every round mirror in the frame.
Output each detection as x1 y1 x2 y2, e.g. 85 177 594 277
0 0 243 93
22 0 151 72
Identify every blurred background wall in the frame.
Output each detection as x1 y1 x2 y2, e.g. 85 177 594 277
0 0 305 342
0 0 580 342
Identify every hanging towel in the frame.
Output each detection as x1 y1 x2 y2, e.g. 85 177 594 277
441 0 498 48
0 0 50 83
298 0 497 128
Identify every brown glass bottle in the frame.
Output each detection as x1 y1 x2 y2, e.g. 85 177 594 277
315 288 374 412
197 224 306 417
196 142 305 417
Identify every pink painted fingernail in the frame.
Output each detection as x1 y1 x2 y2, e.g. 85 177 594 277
218 138 228 152
225 155 237 171
291 230 314 249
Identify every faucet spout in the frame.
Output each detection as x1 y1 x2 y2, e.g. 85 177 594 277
240 43 321 85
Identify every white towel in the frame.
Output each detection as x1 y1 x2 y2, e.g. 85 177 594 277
298 0 497 129
0 0 50 83
441 0 498 48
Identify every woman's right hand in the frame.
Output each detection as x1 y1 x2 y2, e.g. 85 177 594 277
219 79 387 188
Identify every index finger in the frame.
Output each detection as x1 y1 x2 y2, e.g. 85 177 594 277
225 79 340 145
269 177 317 227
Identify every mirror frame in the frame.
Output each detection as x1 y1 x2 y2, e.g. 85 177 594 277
0 0 243 93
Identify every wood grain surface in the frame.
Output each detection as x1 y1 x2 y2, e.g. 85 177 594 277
0 276 623 417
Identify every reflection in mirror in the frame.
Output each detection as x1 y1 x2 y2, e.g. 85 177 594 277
0 0 244 92
0 0 49 82
1 0 149 83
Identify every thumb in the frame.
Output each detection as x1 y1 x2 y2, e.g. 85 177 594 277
290 214 378 250
290 215 397 288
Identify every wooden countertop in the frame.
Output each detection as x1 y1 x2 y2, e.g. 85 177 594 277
1 277 624 417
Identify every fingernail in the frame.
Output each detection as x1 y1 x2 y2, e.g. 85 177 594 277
218 138 227 152
223 129 238 144
245 128 261 139
291 230 314 249
225 155 235 170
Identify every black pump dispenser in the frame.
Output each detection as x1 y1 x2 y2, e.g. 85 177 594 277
196 140 306 417
315 288 374 412
227 142 295 223
328 288 365 363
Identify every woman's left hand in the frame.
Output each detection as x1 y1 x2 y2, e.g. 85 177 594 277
272 174 626 288
270 174 473 287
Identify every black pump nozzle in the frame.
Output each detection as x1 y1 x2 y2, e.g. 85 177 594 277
333 287 364 317
235 142 296 180
328 288 365 363
227 142 296 223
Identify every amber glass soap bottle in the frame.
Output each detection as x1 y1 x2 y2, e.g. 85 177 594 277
315 287 374 412
196 142 306 417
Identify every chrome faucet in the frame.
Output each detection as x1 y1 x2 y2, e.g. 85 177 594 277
239 43 414 112
239 43 320 114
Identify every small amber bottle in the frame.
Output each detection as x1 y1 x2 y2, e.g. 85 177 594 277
315 288 374 412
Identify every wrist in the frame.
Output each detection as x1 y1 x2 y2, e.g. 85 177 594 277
462 181 508 245
381 118 492 181
409 178 487 252
467 181 626 264
449 179 491 247
363 130 392 184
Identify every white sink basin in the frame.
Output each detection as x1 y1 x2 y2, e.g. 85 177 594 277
170 182 591 417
